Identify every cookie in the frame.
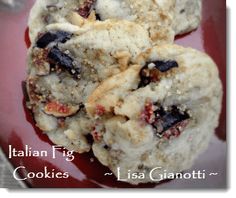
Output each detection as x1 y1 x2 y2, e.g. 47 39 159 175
95 0 202 37
28 0 78 42
29 0 202 45
86 44 222 184
28 0 175 45
173 0 202 35
26 19 151 153
95 0 175 45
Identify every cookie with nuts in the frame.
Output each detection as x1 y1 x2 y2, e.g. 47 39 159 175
87 44 222 184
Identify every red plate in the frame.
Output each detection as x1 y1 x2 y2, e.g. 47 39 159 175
0 0 226 188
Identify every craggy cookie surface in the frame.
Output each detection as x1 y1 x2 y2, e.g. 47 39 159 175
26 19 151 153
25 0 220 185
95 0 175 44
29 0 175 45
95 0 202 36
86 45 222 184
173 0 202 35
29 0 202 44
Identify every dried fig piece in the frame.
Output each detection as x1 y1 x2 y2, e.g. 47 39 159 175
141 101 190 139
36 31 72 48
152 60 178 72
153 105 189 133
48 46 81 78
27 77 43 102
32 48 50 75
77 0 96 18
44 101 80 117
138 60 178 88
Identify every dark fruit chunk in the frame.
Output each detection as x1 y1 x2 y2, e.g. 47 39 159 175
85 134 94 145
36 32 57 48
36 31 72 48
141 101 190 139
180 9 185 14
77 0 96 18
138 60 178 88
95 13 101 20
154 106 189 132
48 47 73 68
103 145 110 150
138 66 151 88
48 46 81 78
153 60 178 72
138 65 159 88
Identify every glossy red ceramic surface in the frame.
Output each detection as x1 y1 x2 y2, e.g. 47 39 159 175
0 0 226 188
